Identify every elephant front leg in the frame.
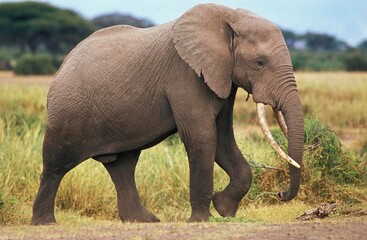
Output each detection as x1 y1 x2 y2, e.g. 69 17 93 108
179 124 217 222
212 88 252 217
213 146 252 217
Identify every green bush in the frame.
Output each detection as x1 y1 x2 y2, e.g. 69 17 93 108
303 117 342 170
302 117 365 184
14 53 56 75
301 117 366 203
256 116 367 204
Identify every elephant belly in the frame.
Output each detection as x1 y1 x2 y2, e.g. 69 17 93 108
83 99 177 160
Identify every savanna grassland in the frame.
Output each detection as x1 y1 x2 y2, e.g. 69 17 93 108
0 71 366 239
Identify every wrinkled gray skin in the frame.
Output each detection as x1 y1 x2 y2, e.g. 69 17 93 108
32 4 304 225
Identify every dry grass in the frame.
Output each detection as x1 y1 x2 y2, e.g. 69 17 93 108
296 72 367 128
0 71 52 87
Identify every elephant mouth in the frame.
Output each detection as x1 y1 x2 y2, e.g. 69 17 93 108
256 103 300 169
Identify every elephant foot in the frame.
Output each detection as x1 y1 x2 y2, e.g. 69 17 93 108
187 212 213 222
120 208 160 223
31 214 57 226
213 191 239 217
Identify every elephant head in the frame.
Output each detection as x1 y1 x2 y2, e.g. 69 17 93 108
173 4 304 201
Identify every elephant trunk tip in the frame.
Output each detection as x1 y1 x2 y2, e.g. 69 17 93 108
277 189 298 202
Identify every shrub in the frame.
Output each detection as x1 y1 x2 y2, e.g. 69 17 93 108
254 116 367 204
14 53 56 75
303 117 342 171
302 117 365 185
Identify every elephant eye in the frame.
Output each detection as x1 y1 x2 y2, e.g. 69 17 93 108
255 60 265 69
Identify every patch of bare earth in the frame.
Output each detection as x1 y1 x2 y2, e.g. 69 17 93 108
0 217 366 240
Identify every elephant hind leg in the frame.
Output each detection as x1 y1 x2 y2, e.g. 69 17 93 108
31 168 67 225
103 150 160 223
32 158 80 225
32 130 84 225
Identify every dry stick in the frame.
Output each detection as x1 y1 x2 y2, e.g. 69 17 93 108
295 203 338 221
244 153 286 172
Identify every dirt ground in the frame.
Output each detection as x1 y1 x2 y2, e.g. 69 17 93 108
0 216 366 240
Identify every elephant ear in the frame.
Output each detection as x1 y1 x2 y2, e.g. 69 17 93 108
173 4 236 99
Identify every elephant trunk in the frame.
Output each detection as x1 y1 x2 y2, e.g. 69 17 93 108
277 90 304 201
255 70 304 201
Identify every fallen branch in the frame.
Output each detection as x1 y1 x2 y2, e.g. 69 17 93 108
295 202 338 221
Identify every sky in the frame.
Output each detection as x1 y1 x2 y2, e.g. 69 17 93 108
2 0 366 46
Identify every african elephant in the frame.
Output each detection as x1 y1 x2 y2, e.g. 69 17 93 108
32 3 304 225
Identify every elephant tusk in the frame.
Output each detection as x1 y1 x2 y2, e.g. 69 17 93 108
272 108 288 139
256 103 300 169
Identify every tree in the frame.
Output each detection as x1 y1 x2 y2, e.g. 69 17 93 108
92 13 155 29
303 32 348 51
0 2 95 54
357 40 367 52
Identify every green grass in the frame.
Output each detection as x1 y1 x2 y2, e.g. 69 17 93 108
1 72 367 225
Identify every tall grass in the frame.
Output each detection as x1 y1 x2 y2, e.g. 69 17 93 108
0 85 46 224
296 72 367 128
1 72 367 225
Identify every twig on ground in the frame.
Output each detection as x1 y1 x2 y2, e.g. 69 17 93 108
295 202 338 221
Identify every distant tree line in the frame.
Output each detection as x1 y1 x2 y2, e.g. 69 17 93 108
0 2 366 74
92 13 154 29
281 30 367 71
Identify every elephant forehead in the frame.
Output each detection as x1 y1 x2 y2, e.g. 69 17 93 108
233 12 280 38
